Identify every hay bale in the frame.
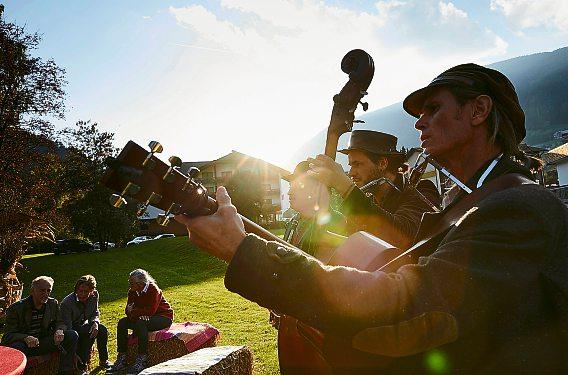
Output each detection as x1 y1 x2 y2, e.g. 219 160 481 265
139 346 253 375
24 352 59 375
126 322 220 367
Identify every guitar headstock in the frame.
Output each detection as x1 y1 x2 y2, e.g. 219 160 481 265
101 141 218 226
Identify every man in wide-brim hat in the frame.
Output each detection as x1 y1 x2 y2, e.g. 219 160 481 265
307 129 440 250
338 130 406 190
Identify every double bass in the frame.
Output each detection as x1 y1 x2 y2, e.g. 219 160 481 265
276 49 376 374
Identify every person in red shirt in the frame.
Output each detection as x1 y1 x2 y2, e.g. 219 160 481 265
108 269 173 374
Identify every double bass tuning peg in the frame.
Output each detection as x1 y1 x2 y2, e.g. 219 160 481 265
359 101 369 111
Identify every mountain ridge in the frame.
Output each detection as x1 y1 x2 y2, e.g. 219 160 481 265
290 46 568 167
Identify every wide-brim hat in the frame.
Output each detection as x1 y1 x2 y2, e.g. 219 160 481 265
338 130 405 157
403 63 525 144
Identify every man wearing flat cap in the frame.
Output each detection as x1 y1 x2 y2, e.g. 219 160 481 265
307 129 440 249
282 160 348 261
176 63 568 373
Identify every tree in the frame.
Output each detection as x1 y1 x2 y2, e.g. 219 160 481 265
0 6 67 276
59 120 138 249
225 171 263 223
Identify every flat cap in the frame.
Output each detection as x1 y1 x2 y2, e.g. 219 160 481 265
283 160 310 182
403 63 525 144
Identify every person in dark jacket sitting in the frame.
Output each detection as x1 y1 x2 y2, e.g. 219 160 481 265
59 275 110 370
1 276 79 375
108 269 173 374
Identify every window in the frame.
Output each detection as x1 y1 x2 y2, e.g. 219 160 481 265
264 199 272 205
221 171 232 179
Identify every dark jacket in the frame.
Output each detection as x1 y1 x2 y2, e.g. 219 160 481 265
1 296 64 344
59 290 100 330
341 174 441 249
224 156 568 373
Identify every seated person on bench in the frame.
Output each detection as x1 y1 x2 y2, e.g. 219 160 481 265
109 269 173 374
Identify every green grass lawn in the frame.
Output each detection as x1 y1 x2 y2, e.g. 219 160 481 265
17 237 279 374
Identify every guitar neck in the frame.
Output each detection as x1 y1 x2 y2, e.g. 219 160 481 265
240 215 288 245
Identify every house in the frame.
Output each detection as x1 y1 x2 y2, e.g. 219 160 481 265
181 151 290 225
544 142 568 185
542 142 568 205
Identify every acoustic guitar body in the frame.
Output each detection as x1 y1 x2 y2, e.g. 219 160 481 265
278 315 332 375
277 232 406 374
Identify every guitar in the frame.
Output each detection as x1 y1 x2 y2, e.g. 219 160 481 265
101 140 289 246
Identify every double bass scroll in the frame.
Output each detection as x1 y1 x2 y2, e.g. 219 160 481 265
324 49 375 159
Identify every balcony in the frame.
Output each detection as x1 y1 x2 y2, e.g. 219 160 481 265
549 185 568 205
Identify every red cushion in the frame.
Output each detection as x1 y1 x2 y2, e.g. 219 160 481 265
0 346 27 375
128 321 220 353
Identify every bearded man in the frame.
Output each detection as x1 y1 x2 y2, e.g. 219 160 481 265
309 130 440 249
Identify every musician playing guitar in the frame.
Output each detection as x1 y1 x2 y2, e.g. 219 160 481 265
176 63 568 373
309 129 441 250
271 161 349 373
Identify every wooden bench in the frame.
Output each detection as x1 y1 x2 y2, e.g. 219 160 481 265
126 322 220 368
139 346 253 375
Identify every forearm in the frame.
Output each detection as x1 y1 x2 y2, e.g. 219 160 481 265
225 234 415 335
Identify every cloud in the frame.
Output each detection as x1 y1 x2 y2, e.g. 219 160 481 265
490 0 568 32
439 1 468 21
122 1 510 166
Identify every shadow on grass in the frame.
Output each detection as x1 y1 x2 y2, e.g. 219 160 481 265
18 237 227 304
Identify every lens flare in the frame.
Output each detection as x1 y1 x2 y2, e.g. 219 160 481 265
425 350 450 374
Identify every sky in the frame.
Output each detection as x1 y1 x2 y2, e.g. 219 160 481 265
3 0 568 169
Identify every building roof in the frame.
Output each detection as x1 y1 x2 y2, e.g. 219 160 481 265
519 142 548 156
180 161 210 175
198 150 290 176
543 142 568 165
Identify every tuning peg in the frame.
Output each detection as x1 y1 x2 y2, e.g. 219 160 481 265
188 167 200 178
142 141 163 170
163 155 182 183
137 192 162 216
359 101 369 111
109 182 141 208
156 202 182 227
109 194 126 208
156 214 170 227
182 167 201 191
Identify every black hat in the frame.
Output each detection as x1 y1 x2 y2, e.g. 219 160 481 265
403 63 525 143
338 130 404 156
283 160 311 182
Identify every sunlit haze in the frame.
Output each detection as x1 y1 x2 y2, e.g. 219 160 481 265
4 0 567 169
